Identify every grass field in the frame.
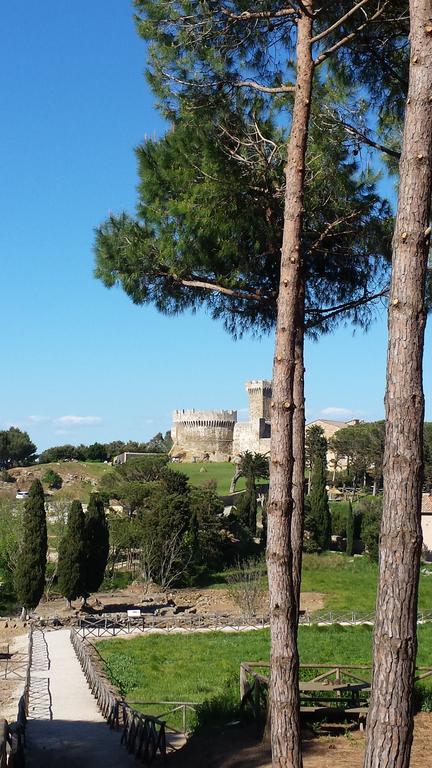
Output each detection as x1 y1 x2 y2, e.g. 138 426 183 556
301 553 432 612
169 462 243 494
208 553 432 614
98 624 432 730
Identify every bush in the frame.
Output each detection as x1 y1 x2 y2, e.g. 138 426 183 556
359 497 382 561
0 469 15 483
414 684 432 713
226 558 266 618
194 675 243 731
42 469 63 489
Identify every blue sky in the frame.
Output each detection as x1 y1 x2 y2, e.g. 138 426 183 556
1 2 430 452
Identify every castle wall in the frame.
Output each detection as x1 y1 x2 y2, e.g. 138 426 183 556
232 420 271 456
171 382 273 462
171 409 236 461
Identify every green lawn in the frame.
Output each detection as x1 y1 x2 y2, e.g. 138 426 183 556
302 553 432 613
169 461 267 495
98 624 432 730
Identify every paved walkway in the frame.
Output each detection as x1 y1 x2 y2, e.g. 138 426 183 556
25 629 140 767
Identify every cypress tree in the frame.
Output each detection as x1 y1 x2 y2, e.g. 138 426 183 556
57 500 86 606
84 494 109 595
309 457 331 551
346 501 354 556
14 479 47 613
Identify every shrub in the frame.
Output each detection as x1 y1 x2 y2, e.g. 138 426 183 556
0 469 15 483
42 469 63 489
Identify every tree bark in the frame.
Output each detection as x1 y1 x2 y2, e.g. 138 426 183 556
364 4 432 767
266 4 313 766
292 285 306 622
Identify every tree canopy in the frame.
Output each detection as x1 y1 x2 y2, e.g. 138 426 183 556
0 427 36 469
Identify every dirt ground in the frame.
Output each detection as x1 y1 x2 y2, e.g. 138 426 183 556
0 631 28 721
167 715 432 767
32 582 325 620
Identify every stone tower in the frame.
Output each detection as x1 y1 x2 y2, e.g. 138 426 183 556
245 380 272 421
170 409 237 461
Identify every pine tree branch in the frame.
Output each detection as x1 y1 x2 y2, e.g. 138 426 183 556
234 80 295 94
220 7 297 21
307 211 364 255
170 273 270 302
311 0 371 43
339 120 401 159
314 2 390 67
305 287 389 328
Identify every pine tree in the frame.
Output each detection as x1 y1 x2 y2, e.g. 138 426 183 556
346 501 354 556
309 457 331 551
57 500 86 606
14 479 47 613
84 494 109 595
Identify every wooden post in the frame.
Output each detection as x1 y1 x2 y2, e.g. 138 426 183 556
240 664 248 702
254 676 261 723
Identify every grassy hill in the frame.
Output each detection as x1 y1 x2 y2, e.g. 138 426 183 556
169 462 239 494
169 461 268 495
0 461 111 503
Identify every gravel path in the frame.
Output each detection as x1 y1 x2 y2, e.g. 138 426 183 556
25 629 138 767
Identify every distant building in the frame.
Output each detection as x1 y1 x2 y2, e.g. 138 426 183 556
112 452 161 465
422 493 432 560
305 418 362 474
170 380 272 462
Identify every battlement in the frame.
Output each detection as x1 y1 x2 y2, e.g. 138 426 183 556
172 409 237 428
245 380 272 421
246 380 272 393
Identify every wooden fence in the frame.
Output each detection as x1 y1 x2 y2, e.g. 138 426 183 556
77 614 269 638
239 661 432 725
0 627 33 766
70 628 167 763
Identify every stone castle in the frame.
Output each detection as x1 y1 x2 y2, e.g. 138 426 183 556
170 380 272 461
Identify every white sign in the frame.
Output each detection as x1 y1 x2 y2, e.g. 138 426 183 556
127 609 141 618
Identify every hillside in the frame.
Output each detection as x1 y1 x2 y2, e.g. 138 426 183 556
0 461 111 503
170 461 269 495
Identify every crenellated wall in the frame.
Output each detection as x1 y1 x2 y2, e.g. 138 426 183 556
170 382 272 461
171 409 237 461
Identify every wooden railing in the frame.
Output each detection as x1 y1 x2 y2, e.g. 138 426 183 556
239 660 432 724
77 613 268 638
129 701 198 734
70 628 167 763
0 627 33 766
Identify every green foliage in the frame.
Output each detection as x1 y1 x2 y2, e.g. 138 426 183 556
359 497 382 562
0 499 22 588
104 652 141 697
188 488 224 569
329 501 350 537
42 468 63 489
57 500 86 602
307 457 331 551
85 443 108 462
233 453 269 536
84 494 109 594
305 425 327 473
0 469 15 483
329 421 385 489
37 432 173 464
0 427 36 469
346 501 354 556
14 480 47 610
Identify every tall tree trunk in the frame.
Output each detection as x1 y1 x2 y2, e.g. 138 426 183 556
292 284 306 622
364 4 432 767
266 5 313 766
